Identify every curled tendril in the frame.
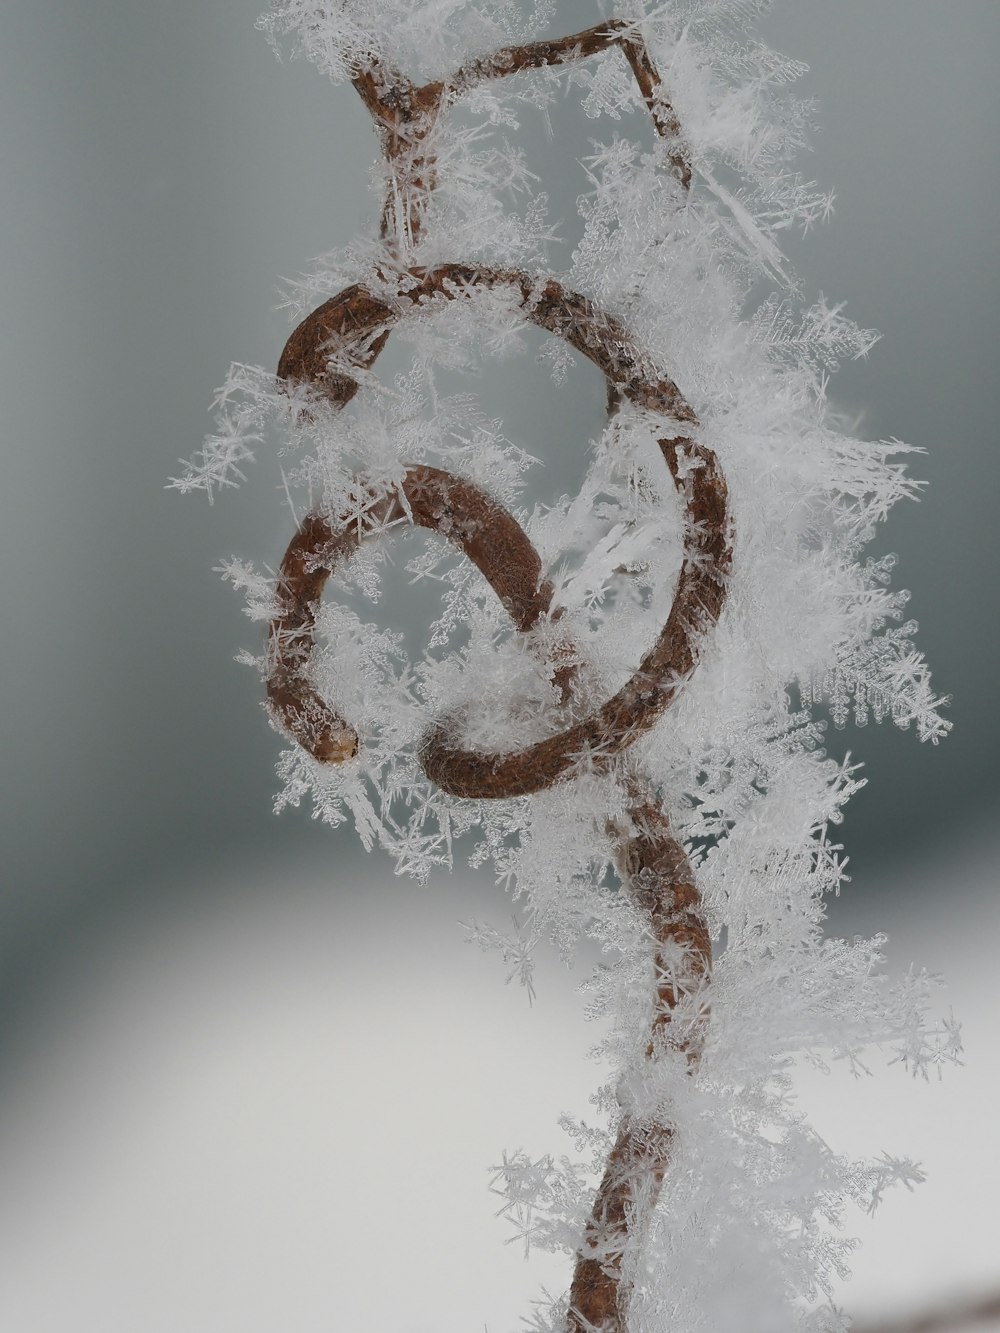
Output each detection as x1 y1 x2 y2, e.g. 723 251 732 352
270 267 730 798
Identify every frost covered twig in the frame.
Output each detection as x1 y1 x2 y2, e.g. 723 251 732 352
260 27 725 1324
268 334 727 1327
270 266 730 795
447 19 690 188
347 16 690 255
183 4 957 1329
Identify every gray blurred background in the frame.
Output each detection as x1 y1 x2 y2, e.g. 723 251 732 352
1 2 998 1328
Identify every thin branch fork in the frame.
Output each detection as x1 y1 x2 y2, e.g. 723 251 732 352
349 18 690 251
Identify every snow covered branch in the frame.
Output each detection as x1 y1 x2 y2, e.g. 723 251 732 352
178 3 957 1329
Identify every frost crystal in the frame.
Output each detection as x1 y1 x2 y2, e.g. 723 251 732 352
179 4 956 1329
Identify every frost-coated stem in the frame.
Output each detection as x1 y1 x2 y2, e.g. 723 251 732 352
268 457 716 1329
264 21 725 1329
273 267 731 794
568 799 710 1332
347 18 690 254
180 6 959 1328
271 300 725 1326
448 14 691 186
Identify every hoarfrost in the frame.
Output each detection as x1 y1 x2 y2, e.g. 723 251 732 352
180 4 957 1329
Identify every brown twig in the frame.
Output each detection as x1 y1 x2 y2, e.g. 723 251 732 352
274 265 730 799
265 20 719 1331
267 453 714 1331
269 271 727 1329
569 795 710 1331
345 18 690 253
447 19 632 92
447 19 691 190
266 461 564 763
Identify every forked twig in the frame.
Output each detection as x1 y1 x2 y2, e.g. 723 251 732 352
265 19 726 1331
349 17 690 251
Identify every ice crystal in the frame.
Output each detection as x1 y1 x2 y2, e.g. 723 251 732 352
179 3 957 1329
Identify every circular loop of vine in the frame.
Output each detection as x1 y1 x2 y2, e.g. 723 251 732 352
269 265 730 798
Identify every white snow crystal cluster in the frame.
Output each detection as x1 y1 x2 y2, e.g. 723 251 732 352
175 3 957 1329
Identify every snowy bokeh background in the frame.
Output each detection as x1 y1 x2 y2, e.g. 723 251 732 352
1 1 997 1329
0 839 996 1332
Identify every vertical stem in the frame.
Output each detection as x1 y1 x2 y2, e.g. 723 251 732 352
568 801 709 1332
